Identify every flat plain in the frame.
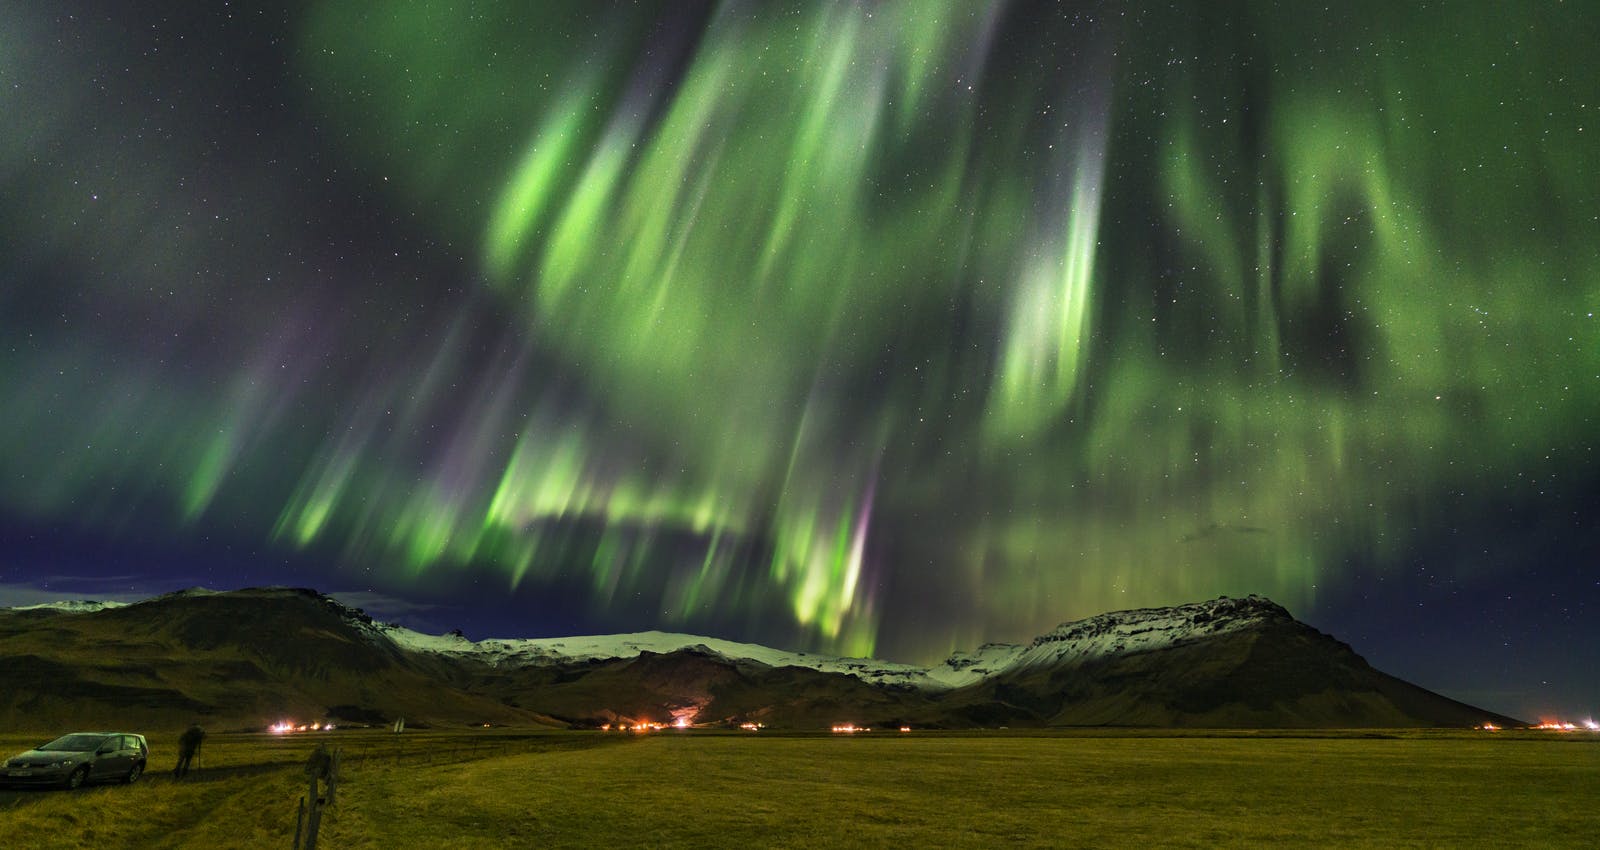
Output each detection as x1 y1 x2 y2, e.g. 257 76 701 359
1 729 1595 848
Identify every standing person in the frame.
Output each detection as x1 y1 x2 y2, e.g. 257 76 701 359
174 724 205 779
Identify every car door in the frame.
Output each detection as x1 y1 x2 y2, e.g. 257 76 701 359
91 737 129 780
117 735 141 775
114 735 140 775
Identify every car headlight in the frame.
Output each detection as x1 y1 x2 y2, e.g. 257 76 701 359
48 760 76 769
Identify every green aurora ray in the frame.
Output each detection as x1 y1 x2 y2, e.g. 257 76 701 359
1 0 1596 660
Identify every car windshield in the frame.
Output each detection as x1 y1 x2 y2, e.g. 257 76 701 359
38 734 109 752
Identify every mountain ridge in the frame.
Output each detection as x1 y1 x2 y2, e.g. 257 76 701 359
373 592 1310 691
0 587 1523 730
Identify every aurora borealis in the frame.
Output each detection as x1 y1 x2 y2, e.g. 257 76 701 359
2 1 1596 718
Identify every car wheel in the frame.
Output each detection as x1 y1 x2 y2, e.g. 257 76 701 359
125 762 144 784
65 766 89 790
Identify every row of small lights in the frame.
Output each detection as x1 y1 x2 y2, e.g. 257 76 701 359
269 717 1598 734
270 717 922 734
600 718 691 733
269 721 336 734
597 720 916 733
1479 719 1599 732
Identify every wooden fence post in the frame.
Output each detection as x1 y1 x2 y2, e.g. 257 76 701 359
326 749 340 807
293 795 305 850
305 774 323 850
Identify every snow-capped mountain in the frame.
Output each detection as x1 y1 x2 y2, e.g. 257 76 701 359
996 595 1292 668
0 588 1522 729
376 624 940 688
376 594 1301 692
12 599 129 613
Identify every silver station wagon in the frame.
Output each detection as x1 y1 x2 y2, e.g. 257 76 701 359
1 732 148 789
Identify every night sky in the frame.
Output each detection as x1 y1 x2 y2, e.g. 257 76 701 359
2 1 1596 722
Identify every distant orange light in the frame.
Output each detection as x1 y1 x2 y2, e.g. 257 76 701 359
831 724 870 734
899 726 911 733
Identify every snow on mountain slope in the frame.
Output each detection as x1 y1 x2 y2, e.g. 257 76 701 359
1005 594 1293 671
374 595 1291 691
917 596 1291 686
923 643 1029 688
376 624 940 687
10 599 129 613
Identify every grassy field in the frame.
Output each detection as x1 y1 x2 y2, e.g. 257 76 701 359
2 729 1596 848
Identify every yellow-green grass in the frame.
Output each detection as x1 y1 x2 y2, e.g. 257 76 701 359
0 729 619 848
0 727 588 773
4 731 1597 848
0 762 309 848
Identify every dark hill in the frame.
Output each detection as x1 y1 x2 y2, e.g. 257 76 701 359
0 589 1522 731
947 611 1514 727
0 588 549 730
482 647 927 729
